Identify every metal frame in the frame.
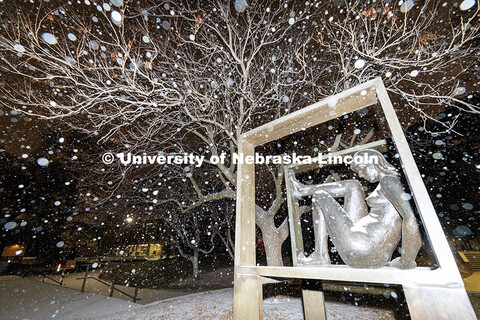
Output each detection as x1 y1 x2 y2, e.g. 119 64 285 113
233 78 475 320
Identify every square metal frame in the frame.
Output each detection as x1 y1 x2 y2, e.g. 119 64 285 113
233 78 475 320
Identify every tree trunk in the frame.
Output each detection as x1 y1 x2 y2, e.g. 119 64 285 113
192 248 199 280
256 211 289 267
262 231 284 266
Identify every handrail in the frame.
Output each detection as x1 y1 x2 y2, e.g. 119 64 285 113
43 273 64 286
76 271 140 302
43 267 141 303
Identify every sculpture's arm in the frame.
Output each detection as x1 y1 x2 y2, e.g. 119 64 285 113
381 176 422 269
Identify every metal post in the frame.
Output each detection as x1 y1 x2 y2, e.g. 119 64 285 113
81 267 88 293
133 287 139 303
109 278 115 297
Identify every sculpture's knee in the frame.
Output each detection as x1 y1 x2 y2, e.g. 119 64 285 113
312 192 342 216
312 190 336 205
346 179 363 192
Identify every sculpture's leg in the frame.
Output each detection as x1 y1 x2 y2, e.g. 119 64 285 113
312 191 353 234
311 191 372 257
403 283 476 320
340 180 368 223
300 180 367 265
311 204 330 264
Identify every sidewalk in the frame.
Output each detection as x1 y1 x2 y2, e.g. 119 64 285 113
0 275 138 320
30 271 189 304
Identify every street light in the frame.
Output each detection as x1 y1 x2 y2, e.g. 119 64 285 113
126 217 133 223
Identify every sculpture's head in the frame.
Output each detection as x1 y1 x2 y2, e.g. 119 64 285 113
350 149 398 183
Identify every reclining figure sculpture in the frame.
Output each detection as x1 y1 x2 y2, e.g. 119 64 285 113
288 149 422 269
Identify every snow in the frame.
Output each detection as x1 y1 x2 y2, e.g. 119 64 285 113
400 192 412 200
67 33 77 41
328 98 338 107
400 0 415 13
0 276 138 320
234 0 247 13
111 0 123 7
432 152 443 159
13 44 25 53
65 56 76 65
162 21 171 29
4 221 17 230
37 157 49 166
88 40 99 50
289 17 295 25
463 203 474 210
41 33 58 45
455 86 467 95
350 215 378 234
111 11 122 24
91 288 396 320
454 225 472 236
142 35 150 43
460 0 476 11
354 59 365 69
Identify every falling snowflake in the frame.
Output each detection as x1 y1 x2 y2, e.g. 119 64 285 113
234 0 247 12
4 221 17 230
400 0 415 13
41 33 58 45
354 59 365 69
13 44 25 53
37 158 49 166
460 0 476 11
111 10 122 24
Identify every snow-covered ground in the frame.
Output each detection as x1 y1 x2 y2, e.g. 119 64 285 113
0 275 139 320
2 275 397 320
90 288 396 320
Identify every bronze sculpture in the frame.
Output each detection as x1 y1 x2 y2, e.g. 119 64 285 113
289 149 422 269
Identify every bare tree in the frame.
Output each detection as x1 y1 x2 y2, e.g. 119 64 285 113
0 0 478 267
162 204 217 279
